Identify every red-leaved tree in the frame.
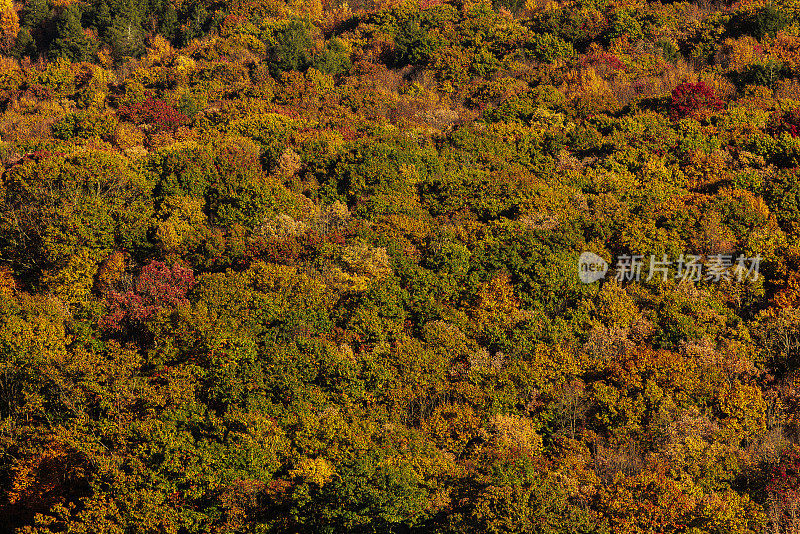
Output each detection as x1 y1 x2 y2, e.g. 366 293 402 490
101 260 195 332
767 444 800 533
770 108 800 138
119 97 188 133
670 81 723 119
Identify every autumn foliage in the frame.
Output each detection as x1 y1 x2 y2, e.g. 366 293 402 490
669 81 724 119
1 0 800 531
119 96 188 132
100 260 195 332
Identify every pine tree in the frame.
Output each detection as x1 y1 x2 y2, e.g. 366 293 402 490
92 0 112 34
49 5 94 62
159 3 177 42
108 15 144 59
21 0 47 29
12 26 35 58
20 0 48 55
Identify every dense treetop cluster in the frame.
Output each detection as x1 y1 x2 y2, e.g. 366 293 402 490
2 0 800 531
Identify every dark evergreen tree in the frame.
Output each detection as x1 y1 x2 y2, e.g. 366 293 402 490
89 0 112 35
49 5 94 62
178 5 208 46
394 20 432 66
21 0 48 29
11 26 36 59
159 2 177 42
108 16 145 59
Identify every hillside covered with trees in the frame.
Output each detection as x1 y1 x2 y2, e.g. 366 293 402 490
2 0 800 531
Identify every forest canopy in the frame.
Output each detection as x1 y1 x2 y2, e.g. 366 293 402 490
0 0 800 532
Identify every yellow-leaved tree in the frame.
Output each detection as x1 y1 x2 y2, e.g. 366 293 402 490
0 0 18 52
